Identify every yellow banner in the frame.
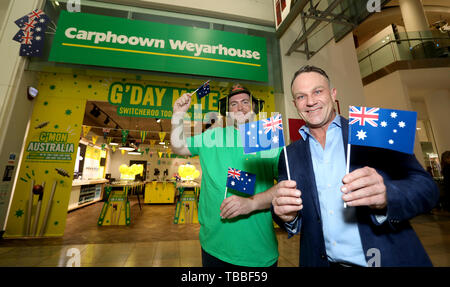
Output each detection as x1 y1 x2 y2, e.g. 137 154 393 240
82 125 91 138
158 132 166 143
4 96 85 237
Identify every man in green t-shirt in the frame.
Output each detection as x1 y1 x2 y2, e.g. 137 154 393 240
170 83 282 267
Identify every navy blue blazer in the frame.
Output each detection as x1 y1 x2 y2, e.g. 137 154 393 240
273 117 439 267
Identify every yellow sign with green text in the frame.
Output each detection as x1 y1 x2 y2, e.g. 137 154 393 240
4 96 85 237
108 82 219 119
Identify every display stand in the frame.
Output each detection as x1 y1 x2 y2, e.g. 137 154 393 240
173 182 199 224
144 181 176 204
97 185 131 226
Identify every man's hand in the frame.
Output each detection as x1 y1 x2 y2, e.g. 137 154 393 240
272 180 302 223
220 196 255 219
341 166 387 209
173 93 192 114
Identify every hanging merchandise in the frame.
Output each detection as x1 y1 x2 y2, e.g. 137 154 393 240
149 140 156 147
103 128 111 140
145 147 150 155
121 129 129 144
92 135 98 144
82 125 91 138
140 131 148 143
158 132 166 143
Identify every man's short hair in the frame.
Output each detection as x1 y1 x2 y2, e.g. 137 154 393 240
290 65 331 90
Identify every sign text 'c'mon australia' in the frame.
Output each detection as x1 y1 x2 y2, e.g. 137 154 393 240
49 11 268 82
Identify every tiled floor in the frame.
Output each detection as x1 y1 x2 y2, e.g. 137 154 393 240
0 199 449 267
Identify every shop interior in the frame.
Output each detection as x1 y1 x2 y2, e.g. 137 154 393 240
63 98 205 244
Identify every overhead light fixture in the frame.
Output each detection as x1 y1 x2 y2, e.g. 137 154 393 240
119 143 135 151
156 118 161 123
109 142 118 146
159 141 165 145
90 106 101 118
128 151 142 155
104 117 110 125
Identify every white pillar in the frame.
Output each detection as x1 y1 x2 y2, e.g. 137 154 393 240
0 0 42 153
398 0 430 32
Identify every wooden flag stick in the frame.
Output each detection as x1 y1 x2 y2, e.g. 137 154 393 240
283 146 291 181
344 143 351 208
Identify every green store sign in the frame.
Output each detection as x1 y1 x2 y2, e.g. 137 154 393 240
108 82 220 119
49 11 268 82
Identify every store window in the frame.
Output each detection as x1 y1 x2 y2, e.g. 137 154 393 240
417 119 442 178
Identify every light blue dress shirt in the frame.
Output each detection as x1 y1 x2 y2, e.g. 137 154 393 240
298 115 367 267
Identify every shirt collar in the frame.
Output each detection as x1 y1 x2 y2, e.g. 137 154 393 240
299 114 342 141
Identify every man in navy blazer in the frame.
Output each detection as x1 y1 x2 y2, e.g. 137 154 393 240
272 65 439 267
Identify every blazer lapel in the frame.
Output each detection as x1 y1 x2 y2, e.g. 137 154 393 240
294 137 322 220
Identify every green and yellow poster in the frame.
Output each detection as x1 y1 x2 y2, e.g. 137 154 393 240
4 95 85 237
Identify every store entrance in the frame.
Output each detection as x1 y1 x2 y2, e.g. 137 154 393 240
62 96 201 244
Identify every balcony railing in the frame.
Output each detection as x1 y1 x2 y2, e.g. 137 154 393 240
357 30 450 79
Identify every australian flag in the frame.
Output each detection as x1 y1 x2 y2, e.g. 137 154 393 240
13 9 50 57
239 114 285 154
226 168 256 196
348 106 417 154
195 81 210 100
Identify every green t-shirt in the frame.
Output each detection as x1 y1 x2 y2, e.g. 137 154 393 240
187 125 281 267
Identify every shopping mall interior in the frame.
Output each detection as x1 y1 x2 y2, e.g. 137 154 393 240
0 0 449 267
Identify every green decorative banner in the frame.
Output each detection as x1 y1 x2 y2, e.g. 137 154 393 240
49 11 268 82
108 82 220 119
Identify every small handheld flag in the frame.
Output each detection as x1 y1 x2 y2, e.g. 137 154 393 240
192 80 210 100
348 106 417 154
239 114 291 180
344 106 417 208
239 114 285 154
226 168 256 196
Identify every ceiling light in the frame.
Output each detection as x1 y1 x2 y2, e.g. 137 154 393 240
119 143 135 151
128 151 142 155
156 118 161 123
90 106 101 118
109 142 118 146
159 141 165 145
